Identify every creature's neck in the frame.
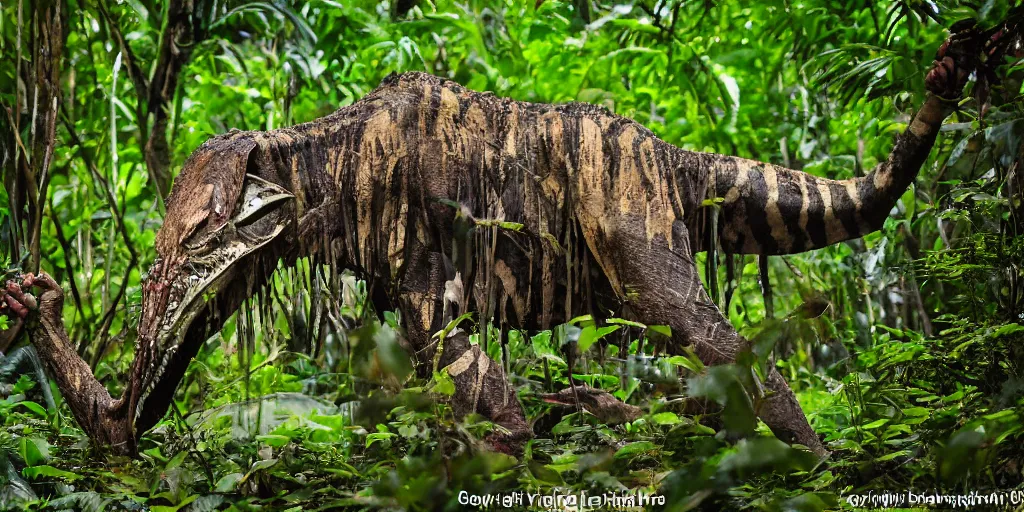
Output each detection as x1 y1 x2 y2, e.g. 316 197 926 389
253 102 398 277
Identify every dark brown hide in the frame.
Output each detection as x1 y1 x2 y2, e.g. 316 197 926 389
2 38 974 456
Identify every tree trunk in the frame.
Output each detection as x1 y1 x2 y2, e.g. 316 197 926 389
100 0 210 198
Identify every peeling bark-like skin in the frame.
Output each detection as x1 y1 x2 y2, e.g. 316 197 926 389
5 274 135 452
6 51 969 457
156 71 956 455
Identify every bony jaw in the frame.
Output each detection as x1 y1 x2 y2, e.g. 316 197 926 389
140 174 294 349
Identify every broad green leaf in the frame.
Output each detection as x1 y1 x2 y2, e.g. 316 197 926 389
650 412 681 425
862 419 889 429
23 465 83 481
18 437 48 466
614 441 657 459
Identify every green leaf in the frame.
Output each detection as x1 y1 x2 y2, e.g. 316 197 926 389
992 323 1024 337
567 314 594 326
939 428 987 483
650 412 681 425
875 450 911 462
862 418 889 429
606 318 646 329
366 432 395 449
576 325 620 353
249 458 279 473
647 325 672 338
256 434 292 447
215 473 243 492
18 437 49 466
614 441 657 459
23 465 83 481
667 352 705 373
150 494 198 512
165 450 188 471
720 438 818 476
13 401 46 418
432 369 456 396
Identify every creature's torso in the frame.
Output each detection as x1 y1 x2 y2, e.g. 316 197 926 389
250 73 711 330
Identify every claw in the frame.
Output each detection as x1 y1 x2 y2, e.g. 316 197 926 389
0 272 60 321
25 272 58 292
923 24 1002 102
2 280 35 319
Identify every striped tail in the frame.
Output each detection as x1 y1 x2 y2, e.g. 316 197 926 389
712 95 952 255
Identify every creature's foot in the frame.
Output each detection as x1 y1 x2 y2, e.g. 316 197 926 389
438 332 533 456
1 272 63 319
538 385 642 425
482 407 533 456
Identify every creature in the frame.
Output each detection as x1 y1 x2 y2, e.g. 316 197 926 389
1 36 974 457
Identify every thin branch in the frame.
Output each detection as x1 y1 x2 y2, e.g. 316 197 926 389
47 198 87 326
759 255 774 319
95 0 150 104
57 104 140 360
58 103 138 262
26 0 66 274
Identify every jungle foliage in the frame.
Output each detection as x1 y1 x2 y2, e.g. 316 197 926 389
0 0 1023 510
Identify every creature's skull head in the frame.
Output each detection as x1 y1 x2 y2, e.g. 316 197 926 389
137 132 293 351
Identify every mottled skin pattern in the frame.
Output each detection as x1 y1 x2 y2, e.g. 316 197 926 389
1 40 970 456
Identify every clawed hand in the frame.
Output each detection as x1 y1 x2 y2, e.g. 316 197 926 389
2 274 38 320
925 38 974 100
925 25 1010 101
925 54 968 100
0 272 62 324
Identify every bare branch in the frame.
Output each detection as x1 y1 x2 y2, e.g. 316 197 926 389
96 0 150 105
26 0 66 273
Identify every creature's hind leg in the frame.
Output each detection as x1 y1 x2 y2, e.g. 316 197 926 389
582 215 826 456
398 237 531 453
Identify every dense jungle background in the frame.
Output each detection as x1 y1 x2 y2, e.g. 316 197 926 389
1 0 1023 510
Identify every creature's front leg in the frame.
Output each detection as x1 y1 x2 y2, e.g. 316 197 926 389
1 273 136 453
397 230 532 454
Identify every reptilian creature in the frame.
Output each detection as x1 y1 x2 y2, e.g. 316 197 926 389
1 35 976 457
